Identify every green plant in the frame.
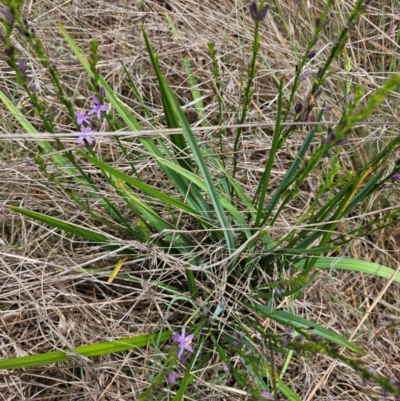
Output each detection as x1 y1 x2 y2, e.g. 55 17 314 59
1 0 400 399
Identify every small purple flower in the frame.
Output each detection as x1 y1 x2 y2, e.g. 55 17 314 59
88 94 109 120
391 173 400 183
172 327 194 360
299 69 310 81
283 327 293 347
166 371 176 384
306 49 317 59
294 102 303 113
222 362 229 373
77 126 95 146
250 2 269 22
259 391 274 400
75 111 91 127
344 93 355 103
99 86 106 97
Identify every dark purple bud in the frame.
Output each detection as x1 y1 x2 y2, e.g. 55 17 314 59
317 67 323 77
257 6 269 21
27 160 36 167
321 191 330 199
99 86 106 97
249 2 268 22
299 69 310 81
348 93 355 102
0 8 15 22
321 128 336 145
391 173 400 183
18 59 27 73
306 49 317 59
335 137 348 146
294 102 303 113
18 59 27 80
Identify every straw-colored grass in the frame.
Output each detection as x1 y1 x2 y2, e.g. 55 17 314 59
0 0 399 399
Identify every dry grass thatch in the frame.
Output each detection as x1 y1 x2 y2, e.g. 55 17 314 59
0 0 399 400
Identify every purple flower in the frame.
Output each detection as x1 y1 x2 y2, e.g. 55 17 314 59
222 362 229 373
250 2 269 22
306 49 317 59
166 371 176 384
391 173 400 183
299 69 310 81
344 93 355 103
172 327 194 360
294 102 303 113
259 391 274 400
75 111 91 127
77 126 95 146
88 94 109 120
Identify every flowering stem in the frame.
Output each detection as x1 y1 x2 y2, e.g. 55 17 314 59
233 1 267 179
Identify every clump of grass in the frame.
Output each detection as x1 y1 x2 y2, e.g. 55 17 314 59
0 0 400 400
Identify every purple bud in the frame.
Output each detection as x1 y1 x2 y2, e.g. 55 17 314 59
335 138 348 146
306 49 317 59
321 191 330 199
222 362 229 373
321 128 336 145
18 59 27 80
0 8 15 22
299 69 310 81
391 173 400 183
18 59 27 73
166 371 176 384
249 2 268 22
99 87 106 97
317 67 323 77
257 6 269 21
294 102 303 113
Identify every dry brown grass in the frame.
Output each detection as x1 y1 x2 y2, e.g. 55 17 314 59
0 0 399 400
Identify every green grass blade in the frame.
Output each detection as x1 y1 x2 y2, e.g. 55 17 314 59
78 150 211 227
296 257 400 282
0 331 170 370
254 79 284 226
165 14 209 127
9 206 109 243
0 89 75 169
254 306 364 355
142 28 192 171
